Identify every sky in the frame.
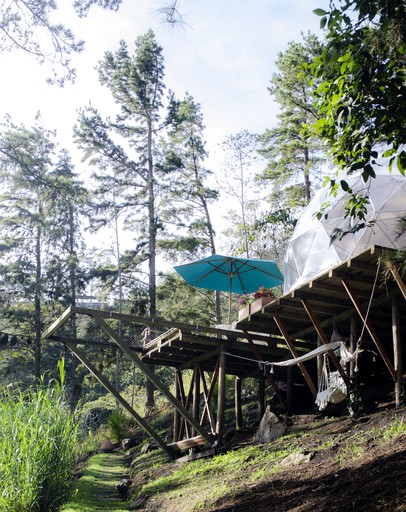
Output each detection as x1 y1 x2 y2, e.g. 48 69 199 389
0 0 325 252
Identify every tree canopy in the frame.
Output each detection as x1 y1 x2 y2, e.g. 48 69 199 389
309 0 405 228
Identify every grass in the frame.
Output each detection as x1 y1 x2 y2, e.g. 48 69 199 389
0 379 78 512
60 452 129 512
130 442 301 511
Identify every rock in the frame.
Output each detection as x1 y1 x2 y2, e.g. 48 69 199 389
100 439 115 453
281 451 313 466
121 438 137 451
116 478 133 495
141 442 158 454
254 407 286 443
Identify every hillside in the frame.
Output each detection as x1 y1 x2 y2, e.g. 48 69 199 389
126 403 406 512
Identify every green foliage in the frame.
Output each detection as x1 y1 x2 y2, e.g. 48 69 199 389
157 273 217 325
107 408 126 442
0 380 78 511
309 0 406 227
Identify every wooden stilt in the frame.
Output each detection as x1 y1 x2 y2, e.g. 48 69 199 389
392 294 404 408
350 315 358 379
235 376 243 430
216 351 227 445
258 376 265 420
192 365 200 437
287 366 293 415
316 335 323 389
65 341 173 459
173 370 181 442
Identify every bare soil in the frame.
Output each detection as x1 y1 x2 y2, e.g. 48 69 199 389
129 402 406 512
213 406 406 512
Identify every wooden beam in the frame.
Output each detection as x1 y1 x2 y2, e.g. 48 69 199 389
91 315 214 446
292 291 390 340
42 306 75 340
173 371 181 443
192 365 201 437
341 279 396 381
300 299 349 386
243 330 287 411
65 341 173 459
273 315 317 398
235 376 243 430
392 294 404 407
178 347 222 371
216 352 227 444
168 435 207 452
390 266 406 300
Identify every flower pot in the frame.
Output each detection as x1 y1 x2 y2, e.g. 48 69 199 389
238 304 251 320
249 296 275 315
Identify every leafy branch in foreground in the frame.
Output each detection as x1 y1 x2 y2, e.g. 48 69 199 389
0 0 122 85
308 0 406 232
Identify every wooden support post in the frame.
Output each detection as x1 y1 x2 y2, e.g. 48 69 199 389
91 315 214 446
173 371 181 442
258 376 265 421
286 366 293 415
235 376 243 430
273 315 318 398
177 370 194 441
317 335 323 391
65 341 174 459
350 315 358 379
199 366 217 434
192 365 200 437
300 300 349 386
392 294 404 408
216 351 227 445
243 330 287 411
341 279 396 381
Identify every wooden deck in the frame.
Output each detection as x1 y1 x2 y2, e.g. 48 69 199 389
42 245 405 457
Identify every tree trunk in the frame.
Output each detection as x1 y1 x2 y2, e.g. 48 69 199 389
34 225 42 381
146 119 156 412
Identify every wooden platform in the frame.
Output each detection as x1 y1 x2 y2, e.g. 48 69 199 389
42 245 405 457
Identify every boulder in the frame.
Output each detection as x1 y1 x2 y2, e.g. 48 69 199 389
254 407 286 443
100 439 115 453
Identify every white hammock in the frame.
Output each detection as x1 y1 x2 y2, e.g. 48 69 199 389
315 332 358 410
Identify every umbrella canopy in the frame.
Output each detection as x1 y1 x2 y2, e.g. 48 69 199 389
174 254 284 322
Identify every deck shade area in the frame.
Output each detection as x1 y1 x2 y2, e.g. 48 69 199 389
42 246 405 458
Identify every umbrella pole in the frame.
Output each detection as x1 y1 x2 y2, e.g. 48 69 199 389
228 276 233 324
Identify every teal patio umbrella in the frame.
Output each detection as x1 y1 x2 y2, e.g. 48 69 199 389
174 254 284 323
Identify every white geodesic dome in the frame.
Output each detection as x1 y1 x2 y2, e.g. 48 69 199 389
284 162 406 292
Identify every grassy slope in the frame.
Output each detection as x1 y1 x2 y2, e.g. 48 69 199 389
126 405 406 512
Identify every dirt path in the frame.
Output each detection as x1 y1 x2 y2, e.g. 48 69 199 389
61 451 130 512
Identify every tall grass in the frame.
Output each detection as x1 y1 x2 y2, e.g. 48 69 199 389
0 364 79 512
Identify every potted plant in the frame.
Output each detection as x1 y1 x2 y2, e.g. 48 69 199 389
237 286 276 320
